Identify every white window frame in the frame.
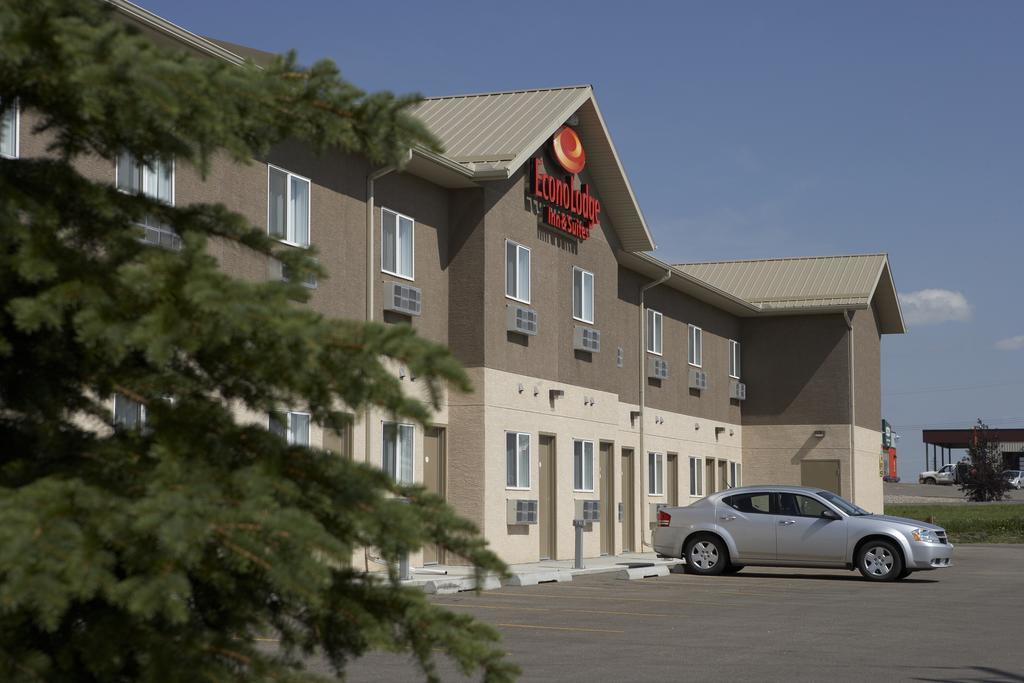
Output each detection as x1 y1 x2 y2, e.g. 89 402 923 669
505 240 531 304
1 99 19 159
648 451 664 496
113 393 147 429
573 439 595 492
115 154 176 206
730 461 742 488
729 339 741 379
572 267 595 324
506 431 531 490
688 324 703 368
646 309 663 356
270 411 311 447
381 207 415 281
382 421 415 484
689 456 704 497
267 164 311 248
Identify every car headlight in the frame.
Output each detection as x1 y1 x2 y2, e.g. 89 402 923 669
911 528 941 543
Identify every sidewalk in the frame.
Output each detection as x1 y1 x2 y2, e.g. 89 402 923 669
404 552 683 594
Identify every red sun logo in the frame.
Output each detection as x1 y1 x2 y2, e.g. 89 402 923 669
551 126 586 175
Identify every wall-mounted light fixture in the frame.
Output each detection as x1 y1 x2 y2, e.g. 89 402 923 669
533 385 540 397
694 423 700 431
813 429 826 439
398 366 406 379
517 383 524 394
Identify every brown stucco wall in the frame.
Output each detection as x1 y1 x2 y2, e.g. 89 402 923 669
740 314 851 426
447 187 488 367
853 305 882 431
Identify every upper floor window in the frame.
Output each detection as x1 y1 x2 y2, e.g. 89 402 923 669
117 153 173 204
646 309 663 355
383 422 415 484
270 411 311 447
729 339 741 379
506 431 531 489
268 165 310 247
648 452 664 496
505 240 530 303
573 439 595 492
572 267 594 324
114 393 146 430
688 324 703 367
381 208 414 280
1 100 18 159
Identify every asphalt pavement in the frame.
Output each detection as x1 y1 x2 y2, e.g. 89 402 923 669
276 544 1024 682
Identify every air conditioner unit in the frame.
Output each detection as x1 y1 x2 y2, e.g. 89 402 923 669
384 282 422 316
574 499 600 523
729 380 747 401
506 304 538 336
647 356 669 380
506 499 538 525
688 368 708 391
572 325 601 353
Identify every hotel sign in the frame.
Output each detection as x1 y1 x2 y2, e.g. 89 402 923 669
530 126 602 240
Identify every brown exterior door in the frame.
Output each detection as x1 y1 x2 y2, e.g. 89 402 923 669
705 457 716 494
801 460 841 495
667 453 678 506
621 448 634 553
718 459 728 492
539 435 556 560
422 427 445 564
600 442 614 555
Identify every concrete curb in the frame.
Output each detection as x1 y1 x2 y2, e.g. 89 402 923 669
420 575 501 595
505 570 573 586
615 564 671 580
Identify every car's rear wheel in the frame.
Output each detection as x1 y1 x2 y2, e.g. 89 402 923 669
922 477 936 485
856 540 903 582
684 534 727 576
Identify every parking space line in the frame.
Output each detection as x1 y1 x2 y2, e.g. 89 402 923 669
435 602 672 618
495 623 625 634
446 591 750 608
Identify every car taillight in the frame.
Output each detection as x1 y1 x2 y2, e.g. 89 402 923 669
657 509 671 527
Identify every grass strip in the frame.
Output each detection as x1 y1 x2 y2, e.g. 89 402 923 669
885 504 1024 543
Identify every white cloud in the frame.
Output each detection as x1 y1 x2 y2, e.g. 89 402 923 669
898 289 971 326
995 335 1024 351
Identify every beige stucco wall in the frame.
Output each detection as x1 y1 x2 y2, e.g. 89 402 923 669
853 426 885 513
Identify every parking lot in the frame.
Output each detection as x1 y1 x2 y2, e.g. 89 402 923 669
321 545 1024 682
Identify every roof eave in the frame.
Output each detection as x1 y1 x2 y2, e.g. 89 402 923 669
108 0 248 66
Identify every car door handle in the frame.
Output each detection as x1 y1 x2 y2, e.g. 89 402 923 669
779 520 796 526
720 515 737 521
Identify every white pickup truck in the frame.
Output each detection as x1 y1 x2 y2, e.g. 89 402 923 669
919 463 958 486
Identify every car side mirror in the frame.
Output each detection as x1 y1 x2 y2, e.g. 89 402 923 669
820 509 840 520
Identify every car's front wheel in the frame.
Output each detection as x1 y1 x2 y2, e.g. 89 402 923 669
856 540 903 582
684 534 727 576
922 477 936 485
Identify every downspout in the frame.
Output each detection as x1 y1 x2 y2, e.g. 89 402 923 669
844 310 856 505
639 266 671 548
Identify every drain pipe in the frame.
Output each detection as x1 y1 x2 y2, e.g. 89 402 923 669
844 310 856 506
639 266 671 548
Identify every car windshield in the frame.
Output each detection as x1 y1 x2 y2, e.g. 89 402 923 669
815 490 870 516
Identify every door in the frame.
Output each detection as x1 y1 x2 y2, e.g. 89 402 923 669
422 427 445 565
801 460 841 495
717 459 728 492
600 442 614 555
666 453 679 506
775 493 847 563
705 458 716 494
539 435 556 560
719 491 777 561
937 464 955 484
621 448 634 553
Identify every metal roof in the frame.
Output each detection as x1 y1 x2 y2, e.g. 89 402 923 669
923 429 1024 450
675 254 906 333
410 86 655 252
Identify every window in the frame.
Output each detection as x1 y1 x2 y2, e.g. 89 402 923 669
646 309 663 355
113 393 146 429
724 492 770 514
270 411 311 447
116 152 179 250
382 208 414 279
1 99 18 159
729 339 741 379
648 452 664 495
778 493 831 518
383 422 415 483
268 166 310 247
730 461 742 488
688 324 702 367
505 240 531 303
506 432 531 489
572 267 594 323
573 440 595 491
689 456 704 496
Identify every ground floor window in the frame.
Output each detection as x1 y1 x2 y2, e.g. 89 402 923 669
506 431 531 489
383 422 414 483
648 452 664 495
270 411 311 446
689 456 704 496
573 439 594 491
114 393 146 429
730 461 742 488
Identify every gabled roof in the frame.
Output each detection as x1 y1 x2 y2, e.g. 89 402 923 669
410 86 655 252
675 253 906 333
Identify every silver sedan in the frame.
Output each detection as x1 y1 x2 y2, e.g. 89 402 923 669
652 485 953 582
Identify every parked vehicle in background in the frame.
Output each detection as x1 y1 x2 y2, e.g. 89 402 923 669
1002 470 1023 490
652 485 953 582
919 463 958 485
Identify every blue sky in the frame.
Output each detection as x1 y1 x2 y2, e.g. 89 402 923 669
143 0 1024 469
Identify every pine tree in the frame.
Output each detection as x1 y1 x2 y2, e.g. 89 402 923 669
0 1 516 680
